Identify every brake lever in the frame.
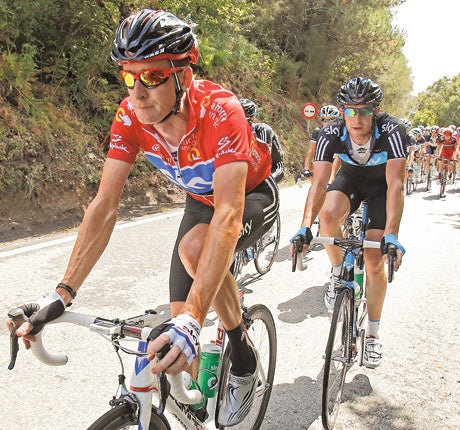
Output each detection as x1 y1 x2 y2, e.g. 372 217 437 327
156 344 172 415
7 307 28 370
387 244 397 283
291 238 303 272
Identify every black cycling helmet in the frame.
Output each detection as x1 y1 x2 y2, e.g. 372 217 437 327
111 9 199 64
239 98 258 118
337 77 383 107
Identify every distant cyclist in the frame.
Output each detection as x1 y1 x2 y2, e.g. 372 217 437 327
240 98 285 183
300 104 341 181
438 128 457 179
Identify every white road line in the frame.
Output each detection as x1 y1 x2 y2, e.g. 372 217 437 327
0 209 184 259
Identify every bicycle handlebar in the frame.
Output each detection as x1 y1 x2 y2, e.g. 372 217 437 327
7 309 202 406
292 236 396 282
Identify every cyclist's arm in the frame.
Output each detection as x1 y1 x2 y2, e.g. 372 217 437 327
59 158 132 301
300 160 331 228
180 161 248 326
384 157 406 268
304 140 317 171
270 134 284 182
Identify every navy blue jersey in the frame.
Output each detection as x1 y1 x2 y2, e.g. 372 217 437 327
314 112 407 187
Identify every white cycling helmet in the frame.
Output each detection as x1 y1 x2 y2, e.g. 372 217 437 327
320 105 340 119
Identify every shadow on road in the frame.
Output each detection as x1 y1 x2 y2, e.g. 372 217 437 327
277 284 329 322
265 369 419 429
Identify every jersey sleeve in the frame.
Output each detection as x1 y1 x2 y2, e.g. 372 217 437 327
381 118 407 160
314 125 338 163
210 96 254 168
107 98 141 164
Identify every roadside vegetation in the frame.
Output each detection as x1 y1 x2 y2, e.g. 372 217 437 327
0 0 458 239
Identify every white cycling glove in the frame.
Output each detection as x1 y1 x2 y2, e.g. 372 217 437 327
148 314 201 365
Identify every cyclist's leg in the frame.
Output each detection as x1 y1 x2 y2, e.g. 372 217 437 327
362 195 386 367
321 173 359 267
364 194 387 323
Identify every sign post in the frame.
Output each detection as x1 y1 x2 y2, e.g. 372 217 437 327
301 102 319 133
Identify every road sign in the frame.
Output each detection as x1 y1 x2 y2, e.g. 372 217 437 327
301 102 318 120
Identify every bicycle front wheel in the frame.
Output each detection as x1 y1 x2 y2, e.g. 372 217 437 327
439 173 446 198
217 304 277 430
254 213 281 275
322 290 352 430
87 403 171 430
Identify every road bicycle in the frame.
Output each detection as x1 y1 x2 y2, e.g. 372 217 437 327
291 202 396 430
405 160 420 195
8 282 277 429
425 154 437 191
233 213 281 279
437 157 455 198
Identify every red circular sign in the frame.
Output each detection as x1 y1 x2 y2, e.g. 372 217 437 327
301 102 318 119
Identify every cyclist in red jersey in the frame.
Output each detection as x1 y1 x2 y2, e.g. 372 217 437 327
438 128 457 179
7 9 279 426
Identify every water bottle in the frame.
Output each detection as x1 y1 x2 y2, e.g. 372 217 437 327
352 280 361 302
197 344 222 399
182 372 205 410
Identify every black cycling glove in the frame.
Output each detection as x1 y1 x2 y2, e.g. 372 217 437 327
20 291 66 335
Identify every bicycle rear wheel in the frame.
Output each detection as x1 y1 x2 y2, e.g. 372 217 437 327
322 290 352 430
87 403 170 430
254 213 281 275
217 304 277 430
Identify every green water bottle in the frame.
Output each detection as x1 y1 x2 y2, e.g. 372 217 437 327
197 343 222 398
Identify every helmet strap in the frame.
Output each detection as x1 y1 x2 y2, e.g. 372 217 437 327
155 60 185 125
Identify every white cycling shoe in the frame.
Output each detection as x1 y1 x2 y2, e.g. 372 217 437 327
363 337 383 369
218 346 260 427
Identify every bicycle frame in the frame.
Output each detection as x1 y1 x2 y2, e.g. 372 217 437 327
24 309 230 429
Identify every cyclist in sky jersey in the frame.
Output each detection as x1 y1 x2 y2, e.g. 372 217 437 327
300 104 341 181
290 77 407 368
6 9 279 426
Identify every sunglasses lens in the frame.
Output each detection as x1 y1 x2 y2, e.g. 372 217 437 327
344 108 356 117
121 71 135 89
344 107 374 117
140 70 167 88
360 108 374 116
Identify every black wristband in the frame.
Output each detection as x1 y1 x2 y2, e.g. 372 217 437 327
56 283 77 299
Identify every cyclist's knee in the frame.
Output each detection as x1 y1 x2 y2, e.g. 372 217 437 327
178 225 208 275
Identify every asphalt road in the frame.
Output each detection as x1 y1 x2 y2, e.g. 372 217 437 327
1 180 459 429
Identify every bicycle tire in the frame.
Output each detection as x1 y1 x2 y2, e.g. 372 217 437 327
405 175 413 195
254 213 281 275
439 171 446 198
217 304 277 430
322 290 351 430
426 168 431 191
87 403 171 430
